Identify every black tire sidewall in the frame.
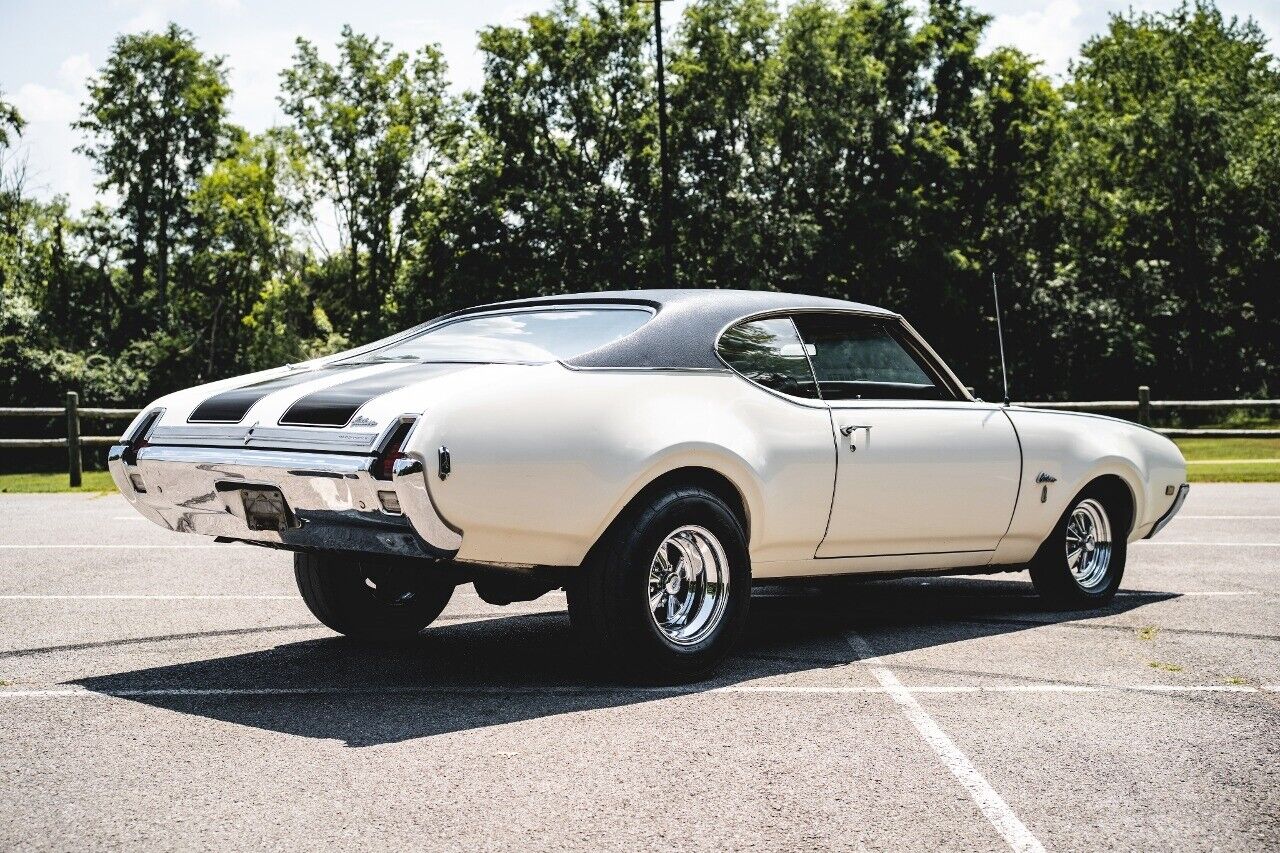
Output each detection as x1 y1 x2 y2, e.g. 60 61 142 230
588 487 751 681
295 552 454 640
1031 487 1127 607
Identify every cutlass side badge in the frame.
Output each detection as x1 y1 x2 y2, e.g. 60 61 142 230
1036 471 1057 503
350 415 378 428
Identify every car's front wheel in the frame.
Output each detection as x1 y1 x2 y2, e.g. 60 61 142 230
1030 484 1128 608
567 486 751 682
294 552 455 641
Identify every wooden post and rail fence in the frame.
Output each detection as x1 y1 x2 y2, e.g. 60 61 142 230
1 386 1278 488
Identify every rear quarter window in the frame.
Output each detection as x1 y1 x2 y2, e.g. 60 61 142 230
717 317 820 399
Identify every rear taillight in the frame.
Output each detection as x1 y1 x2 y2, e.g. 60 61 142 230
122 409 163 466
373 420 415 481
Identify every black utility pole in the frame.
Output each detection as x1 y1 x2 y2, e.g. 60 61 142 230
646 0 675 285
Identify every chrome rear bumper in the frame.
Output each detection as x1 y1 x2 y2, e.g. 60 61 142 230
108 443 461 559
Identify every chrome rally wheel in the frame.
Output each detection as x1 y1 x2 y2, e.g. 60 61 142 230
647 525 731 646
1030 482 1129 608
1065 497 1113 592
566 485 751 682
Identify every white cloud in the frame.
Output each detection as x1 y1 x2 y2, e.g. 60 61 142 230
11 83 80 125
981 0 1085 79
58 54 94 88
7 55 98 209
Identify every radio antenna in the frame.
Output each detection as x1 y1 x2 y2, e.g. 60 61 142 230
992 272 1010 407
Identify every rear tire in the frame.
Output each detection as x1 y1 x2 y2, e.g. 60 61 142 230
294 552 455 641
567 486 751 683
1030 484 1128 608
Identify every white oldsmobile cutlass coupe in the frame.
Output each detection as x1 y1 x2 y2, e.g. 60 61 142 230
111 290 1189 680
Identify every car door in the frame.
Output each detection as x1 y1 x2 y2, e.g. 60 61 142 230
791 312 1021 560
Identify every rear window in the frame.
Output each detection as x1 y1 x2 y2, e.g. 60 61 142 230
348 307 653 365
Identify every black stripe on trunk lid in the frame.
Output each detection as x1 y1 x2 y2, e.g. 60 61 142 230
278 363 464 427
188 365 362 424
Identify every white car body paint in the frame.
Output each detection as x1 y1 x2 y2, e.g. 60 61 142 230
110 290 1188 580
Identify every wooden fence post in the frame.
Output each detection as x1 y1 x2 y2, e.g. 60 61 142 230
66 391 81 488
1137 385 1151 427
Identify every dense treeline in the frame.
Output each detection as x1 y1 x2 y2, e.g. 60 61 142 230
1 0 1277 405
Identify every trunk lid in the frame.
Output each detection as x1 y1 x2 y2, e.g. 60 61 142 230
145 361 483 452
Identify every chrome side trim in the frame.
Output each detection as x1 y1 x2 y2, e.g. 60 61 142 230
1146 483 1189 539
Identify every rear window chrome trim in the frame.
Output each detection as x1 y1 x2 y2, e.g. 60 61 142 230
557 364 731 375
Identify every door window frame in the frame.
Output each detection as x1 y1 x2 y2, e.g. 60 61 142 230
715 308 971 405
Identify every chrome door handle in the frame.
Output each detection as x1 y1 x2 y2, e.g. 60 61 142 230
839 424 872 451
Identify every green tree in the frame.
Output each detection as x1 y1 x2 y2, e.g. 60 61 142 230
0 89 23 149
75 24 231 327
240 275 348 371
187 130 306 377
279 26 455 339
1053 1 1280 396
668 0 779 290
422 0 656 310
0 92 29 292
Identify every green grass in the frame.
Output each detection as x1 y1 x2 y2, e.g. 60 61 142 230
1176 437 1280 483
1147 661 1184 673
0 470 116 493
0 436 1274 493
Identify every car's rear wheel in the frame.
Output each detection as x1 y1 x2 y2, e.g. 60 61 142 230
567 486 751 683
1030 485 1128 608
294 552 455 641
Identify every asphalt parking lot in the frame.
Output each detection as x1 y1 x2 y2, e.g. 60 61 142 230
0 485 1276 851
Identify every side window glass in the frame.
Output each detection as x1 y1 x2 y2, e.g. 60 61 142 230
717 318 820 399
791 314 949 401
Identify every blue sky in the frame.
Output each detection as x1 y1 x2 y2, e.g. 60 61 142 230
2 0 1277 213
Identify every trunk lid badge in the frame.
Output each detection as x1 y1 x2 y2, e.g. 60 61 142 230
350 415 378 428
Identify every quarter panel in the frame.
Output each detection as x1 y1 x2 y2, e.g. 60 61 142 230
406 365 836 567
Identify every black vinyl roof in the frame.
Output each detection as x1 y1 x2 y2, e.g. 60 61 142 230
446 289 897 370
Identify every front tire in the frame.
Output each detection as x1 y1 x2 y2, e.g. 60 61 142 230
294 552 455 641
567 486 751 683
1030 485 1128 608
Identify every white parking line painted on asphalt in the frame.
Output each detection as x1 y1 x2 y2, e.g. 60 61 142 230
0 594 296 600
1185 459 1280 465
723 684 1263 695
1134 541 1280 547
0 590 1259 602
844 631 1046 853
1179 515 1280 519
0 544 249 549
1119 590 1260 597
0 683 1265 699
